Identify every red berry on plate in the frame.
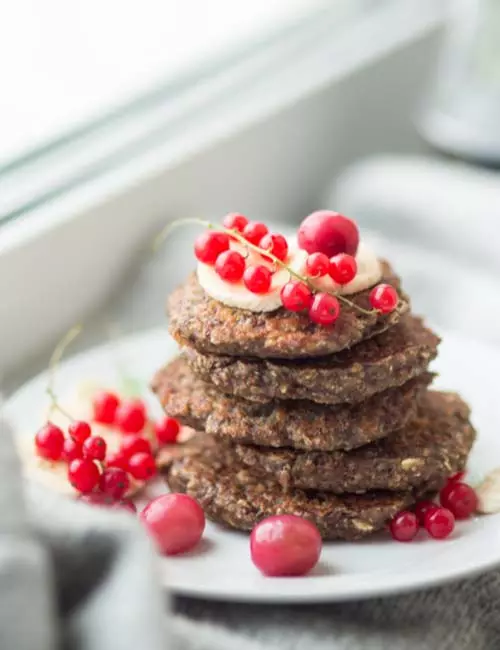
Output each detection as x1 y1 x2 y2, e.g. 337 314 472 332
280 281 312 312
250 515 322 577
61 437 83 463
35 423 65 461
93 391 120 425
194 231 230 265
414 500 439 525
68 458 100 493
259 233 289 262
140 493 205 555
329 253 357 285
308 293 340 326
82 436 107 461
128 453 157 480
440 481 478 520
222 212 248 232
99 467 130 500
424 507 455 539
389 511 419 542
68 420 91 443
155 417 180 444
243 265 272 294
298 211 359 258
242 221 268 245
106 449 129 471
369 284 398 314
115 399 147 434
448 471 465 483
305 252 330 278
215 250 246 283
120 435 152 459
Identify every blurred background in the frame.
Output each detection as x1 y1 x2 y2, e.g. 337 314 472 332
1 0 499 391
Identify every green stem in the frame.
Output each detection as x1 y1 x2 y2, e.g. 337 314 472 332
46 325 82 421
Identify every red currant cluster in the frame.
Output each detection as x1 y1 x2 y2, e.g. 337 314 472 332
389 472 478 542
193 211 399 326
34 391 181 507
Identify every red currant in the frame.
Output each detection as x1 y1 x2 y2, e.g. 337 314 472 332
99 467 130 500
68 458 100 493
259 233 288 262
115 399 147 434
68 420 91 443
440 481 478 519
298 211 359 257
449 471 465 483
128 453 157 480
414 500 439 525
389 511 419 542
222 212 248 232
35 423 65 461
215 250 246 283
140 494 205 555
243 265 272 294
305 252 330 277
308 293 340 326
155 417 180 444
82 436 107 461
61 438 83 462
369 284 398 314
93 391 120 425
242 221 268 245
329 253 357 285
120 435 152 459
250 515 322 577
424 507 455 539
106 449 129 471
280 281 312 312
194 231 230 265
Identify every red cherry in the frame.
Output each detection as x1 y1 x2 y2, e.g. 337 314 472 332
34 423 65 461
280 281 312 312
82 436 107 461
369 284 398 314
128 453 157 480
61 438 83 462
389 511 419 542
93 391 120 425
120 435 152 459
106 449 129 471
440 481 478 520
68 420 91 443
329 253 357 285
215 250 246 283
194 231 230 265
305 252 330 278
155 417 180 444
308 293 340 326
79 493 137 513
140 493 205 555
115 399 147 434
259 233 289 262
68 458 100 493
99 467 130 499
424 507 455 539
414 500 439 525
250 515 322 577
222 212 248 232
298 211 359 258
243 265 272 294
449 471 465 483
242 221 269 245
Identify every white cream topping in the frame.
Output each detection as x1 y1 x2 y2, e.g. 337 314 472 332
197 238 382 312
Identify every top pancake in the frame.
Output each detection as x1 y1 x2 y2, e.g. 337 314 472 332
168 261 409 359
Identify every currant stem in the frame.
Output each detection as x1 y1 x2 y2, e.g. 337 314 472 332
46 325 82 421
153 217 386 317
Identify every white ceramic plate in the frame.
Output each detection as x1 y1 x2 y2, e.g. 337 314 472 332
4 327 500 603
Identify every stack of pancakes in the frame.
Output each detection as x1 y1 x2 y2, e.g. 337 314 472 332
152 262 476 540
